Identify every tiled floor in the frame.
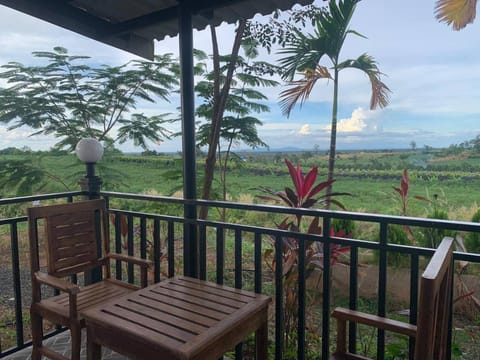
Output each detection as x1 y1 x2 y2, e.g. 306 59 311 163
3 330 127 360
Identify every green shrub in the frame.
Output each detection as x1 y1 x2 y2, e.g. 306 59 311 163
420 209 453 248
465 209 480 254
332 218 356 237
375 225 410 267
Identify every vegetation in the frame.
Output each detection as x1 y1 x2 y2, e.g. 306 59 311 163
277 0 390 203
256 159 350 352
2 146 480 218
0 47 179 151
466 209 480 253
194 46 277 217
435 0 478 30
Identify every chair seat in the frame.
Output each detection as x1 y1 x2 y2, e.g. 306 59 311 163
33 279 138 326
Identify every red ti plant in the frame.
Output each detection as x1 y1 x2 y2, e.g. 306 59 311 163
257 159 350 349
263 216 350 349
257 159 347 227
393 169 410 216
392 169 429 245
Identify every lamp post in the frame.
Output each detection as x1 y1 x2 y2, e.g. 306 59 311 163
75 138 104 284
76 138 104 199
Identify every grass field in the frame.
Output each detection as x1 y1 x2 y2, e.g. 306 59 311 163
2 148 480 221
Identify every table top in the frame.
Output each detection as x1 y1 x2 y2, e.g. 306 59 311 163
82 276 271 359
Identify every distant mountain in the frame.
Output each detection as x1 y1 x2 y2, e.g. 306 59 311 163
238 146 306 153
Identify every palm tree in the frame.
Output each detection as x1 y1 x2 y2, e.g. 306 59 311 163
278 0 390 205
435 0 477 30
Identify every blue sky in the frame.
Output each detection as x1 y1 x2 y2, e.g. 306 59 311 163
0 0 478 152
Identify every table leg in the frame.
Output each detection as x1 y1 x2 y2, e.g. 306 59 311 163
255 313 268 360
86 326 102 360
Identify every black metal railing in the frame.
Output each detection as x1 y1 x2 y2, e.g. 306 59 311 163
1 191 480 359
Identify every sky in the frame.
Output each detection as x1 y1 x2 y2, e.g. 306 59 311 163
0 0 478 153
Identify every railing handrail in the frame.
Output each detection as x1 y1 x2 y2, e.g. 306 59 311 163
101 190 480 233
0 191 85 206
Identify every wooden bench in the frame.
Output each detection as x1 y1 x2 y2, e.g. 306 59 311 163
82 276 271 360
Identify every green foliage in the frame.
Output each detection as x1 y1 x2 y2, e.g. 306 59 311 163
0 156 72 196
332 218 356 237
0 47 179 150
420 209 453 248
3 149 480 218
244 4 326 53
193 43 278 217
194 48 277 151
466 209 480 253
375 225 410 267
385 336 409 359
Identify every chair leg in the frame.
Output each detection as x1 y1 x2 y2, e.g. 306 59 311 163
87 326 102 360
30 310 43 360
255 313 268 359
70 323 82 360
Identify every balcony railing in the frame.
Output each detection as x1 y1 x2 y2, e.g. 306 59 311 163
1 190 480 359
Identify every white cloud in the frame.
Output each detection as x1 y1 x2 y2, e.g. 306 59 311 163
298 124 311 135
323 107 382 134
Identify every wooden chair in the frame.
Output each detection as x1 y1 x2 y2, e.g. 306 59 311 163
331 236 454 360
28 199 151 360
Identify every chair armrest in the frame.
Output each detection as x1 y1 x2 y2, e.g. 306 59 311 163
331 307 417 337
106 253 152 287
107 253 152 268
34 272 80 295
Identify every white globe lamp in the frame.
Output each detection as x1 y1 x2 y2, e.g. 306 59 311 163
76 138 103 199
75 138 104 163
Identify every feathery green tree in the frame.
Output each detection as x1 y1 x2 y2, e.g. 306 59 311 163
0 47 179 151
194 46 278 216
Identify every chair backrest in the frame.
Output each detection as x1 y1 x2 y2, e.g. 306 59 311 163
415 236 454 360
28 199 108 278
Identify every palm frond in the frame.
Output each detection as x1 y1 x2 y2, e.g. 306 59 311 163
279 65 332 116
435 0 477 30
338 53 391 109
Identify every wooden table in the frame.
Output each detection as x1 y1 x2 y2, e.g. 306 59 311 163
82 276 271 360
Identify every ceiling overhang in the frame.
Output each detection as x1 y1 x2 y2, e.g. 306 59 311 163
0 0 316 59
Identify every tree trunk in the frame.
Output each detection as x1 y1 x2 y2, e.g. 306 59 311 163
326 67 339 209
199 20 246 220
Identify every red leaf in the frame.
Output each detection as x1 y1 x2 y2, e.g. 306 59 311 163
296 162 304 198
309 178 335 198
285 159 302 198
307 217 322 234
330 228 346 237
277 191 296 207
328 198 347 210
400 169 409 197
302 198 317 208
285 187 299 207
303 166 318 199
